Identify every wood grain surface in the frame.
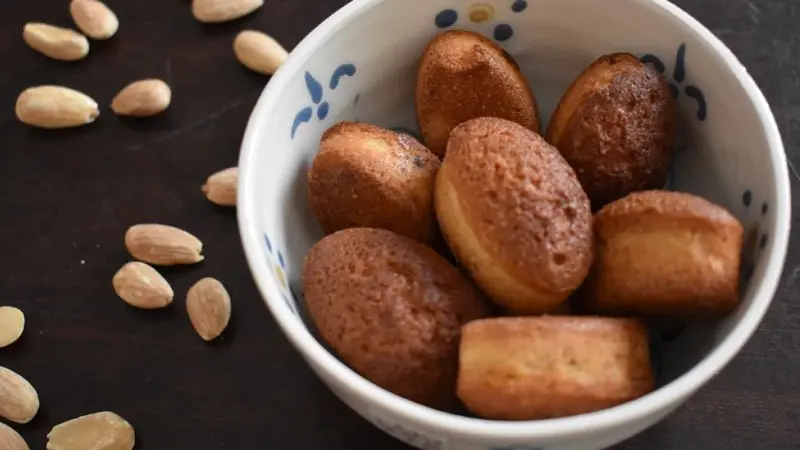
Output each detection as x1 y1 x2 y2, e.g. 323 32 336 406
1 0 798 449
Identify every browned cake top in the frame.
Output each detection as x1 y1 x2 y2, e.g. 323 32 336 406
302 227 489 408
443 117 594 298
595 190 744 236
546 53 676 209
415 30 539 156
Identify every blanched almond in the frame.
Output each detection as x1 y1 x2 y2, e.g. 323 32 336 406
125 224 204 266
202 167 238 206
186 278 231 341
47 411 134 450
192 0 263 23
23 23 89 61
111 79 171 117
233 30 288 75
112 262 173 309
0 366 39 424
0 422 29 450
0 307 25 348
70 0 119 40
16 86 99 129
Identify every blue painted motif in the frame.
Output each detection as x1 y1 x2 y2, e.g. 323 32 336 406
330 64 356 89
511 0 528 12
291 64 357 139
434 1 528 41
278 250 285 268
264 233 273 253
317 102 329 120
493 24 514 41
743 189 752 207
762 202 768 215
435 9 459 28
760 234 768 249
640 44 707 121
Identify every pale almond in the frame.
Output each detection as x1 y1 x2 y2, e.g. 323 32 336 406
202 167 238 206
0 307 25 348
0 366 39 424
0 422 29 450
70 0 119 40
23 23 89 61
192 0 263 23
16 85 99 129
186 278 231 341
233 30 288 75
112 262 174 309
111 79 171 117
125 224 204 266
47 411 134 450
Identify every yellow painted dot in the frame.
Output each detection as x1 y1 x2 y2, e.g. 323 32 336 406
469 4 495 23
274 264 286 288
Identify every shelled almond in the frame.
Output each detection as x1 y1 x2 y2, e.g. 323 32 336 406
15 85 99 129
186 278 231 341
111 79 172 117
202 167 238 206
23 23 89 61
0 307 25 348
0 422 29 450
112 262 174 309
47 411 134 450
192 0 264 23
0 366 39 424
233 30 288 75
69 0 119 40
124 224 204 266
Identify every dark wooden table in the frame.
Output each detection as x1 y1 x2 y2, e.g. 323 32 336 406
1 0 798 449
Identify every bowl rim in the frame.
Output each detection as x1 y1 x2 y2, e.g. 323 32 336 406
237 0 792 441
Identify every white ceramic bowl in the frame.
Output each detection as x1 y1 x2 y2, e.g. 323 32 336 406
237 0 791 448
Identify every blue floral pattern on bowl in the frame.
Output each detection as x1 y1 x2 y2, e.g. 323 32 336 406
434 1 529 42
263 233 296 314
641 44 707 121
291 64 357 139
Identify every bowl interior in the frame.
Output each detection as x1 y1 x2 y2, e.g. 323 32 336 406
241 0 783 424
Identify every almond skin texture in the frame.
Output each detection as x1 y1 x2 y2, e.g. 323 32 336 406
192 0 264 23
546 53 676 210
186 278 231 341
0 422 29 450
69 0 119 40
435 117 594 314
112 262 174 309
111 79 171 117
0 366 39 424
47 411 134 450
23 23 89 61
0 307 25 348
202 167 238 206
416 30 540 157
124 224 204 266
233 30 288 75
16 86 99 129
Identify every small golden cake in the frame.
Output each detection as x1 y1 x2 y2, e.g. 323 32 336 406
416 30 540 158
434 117 594 314
581 190 744 316
546 53 676 210
302 227 490 410
457 316 654 420
307 122 441 244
